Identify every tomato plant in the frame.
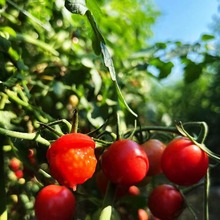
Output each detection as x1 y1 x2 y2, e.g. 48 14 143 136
101 139 149 186
148 184 184 220
47 133 97 190
161 137 209 186
34 185 76 220
142 139 166 176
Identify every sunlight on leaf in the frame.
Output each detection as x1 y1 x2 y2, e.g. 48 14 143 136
65 0 88 15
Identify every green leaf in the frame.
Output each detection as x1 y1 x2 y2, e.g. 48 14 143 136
0 0 5 5
85 11 116 81
99 206 120 220
150 58 174 79
0 111 17 129
12 34 59 56
155 42 167 49
91 69 102 95
99 206 112 220
158 61 174 79
116 82 138 117
201 34 215 41
0 35 11 52
184 61 203 83
65 0 88 15
100 42 116 81
86 10 105 52
1 74 20 87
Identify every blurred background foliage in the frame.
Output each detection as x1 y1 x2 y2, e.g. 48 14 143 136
0 0 220 219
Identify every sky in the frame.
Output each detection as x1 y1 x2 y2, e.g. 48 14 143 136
152 0 219 43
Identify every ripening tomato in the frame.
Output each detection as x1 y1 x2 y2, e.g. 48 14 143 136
101 139 149 186
34 185 76 220
148 184 184 220
9 158 21 172
47 133 97 190
142 139 166 176
161 137 209 186
138 209 149 220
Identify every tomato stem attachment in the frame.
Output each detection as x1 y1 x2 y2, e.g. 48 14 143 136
71 109 78 133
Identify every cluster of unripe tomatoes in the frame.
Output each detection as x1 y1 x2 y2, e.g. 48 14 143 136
33 131 209 220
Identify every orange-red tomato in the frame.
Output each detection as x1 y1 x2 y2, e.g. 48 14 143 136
47 133 97 190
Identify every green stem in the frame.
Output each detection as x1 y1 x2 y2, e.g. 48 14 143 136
38 122 63 137
93 138 113 146
40 119 72 133
197 122 208 144
179 121 208 144
204 168 210 220
71 109 78 133
102 182 115 208
124 125 179 138
0 136 7 220
5 89 50 123
179 187 198 220
0 127 50 146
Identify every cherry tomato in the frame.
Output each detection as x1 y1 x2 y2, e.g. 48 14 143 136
161 137 209 186
148 184 184 220
47 133 97 190
34 185 76 220
138 209 149 220
101 139 149 186
68 95 79 108
14 170 23 179
9 158 21 172
142 139 166 176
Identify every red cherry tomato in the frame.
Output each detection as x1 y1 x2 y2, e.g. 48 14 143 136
47 133 97 190
101 139 149 186
15 170 24 179
161 137 209 186
142 139 166 176
9 158 21 172
34 185 76 220
148 184 184 220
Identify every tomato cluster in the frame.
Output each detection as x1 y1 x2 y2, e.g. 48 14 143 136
9 157 24 179
34 130 209 220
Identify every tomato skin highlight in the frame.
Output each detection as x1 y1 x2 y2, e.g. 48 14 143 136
142 139 166 176
47 133 97 189
161 137 209 186
34 185 76 220
101 139 149 186
148 184 184 220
